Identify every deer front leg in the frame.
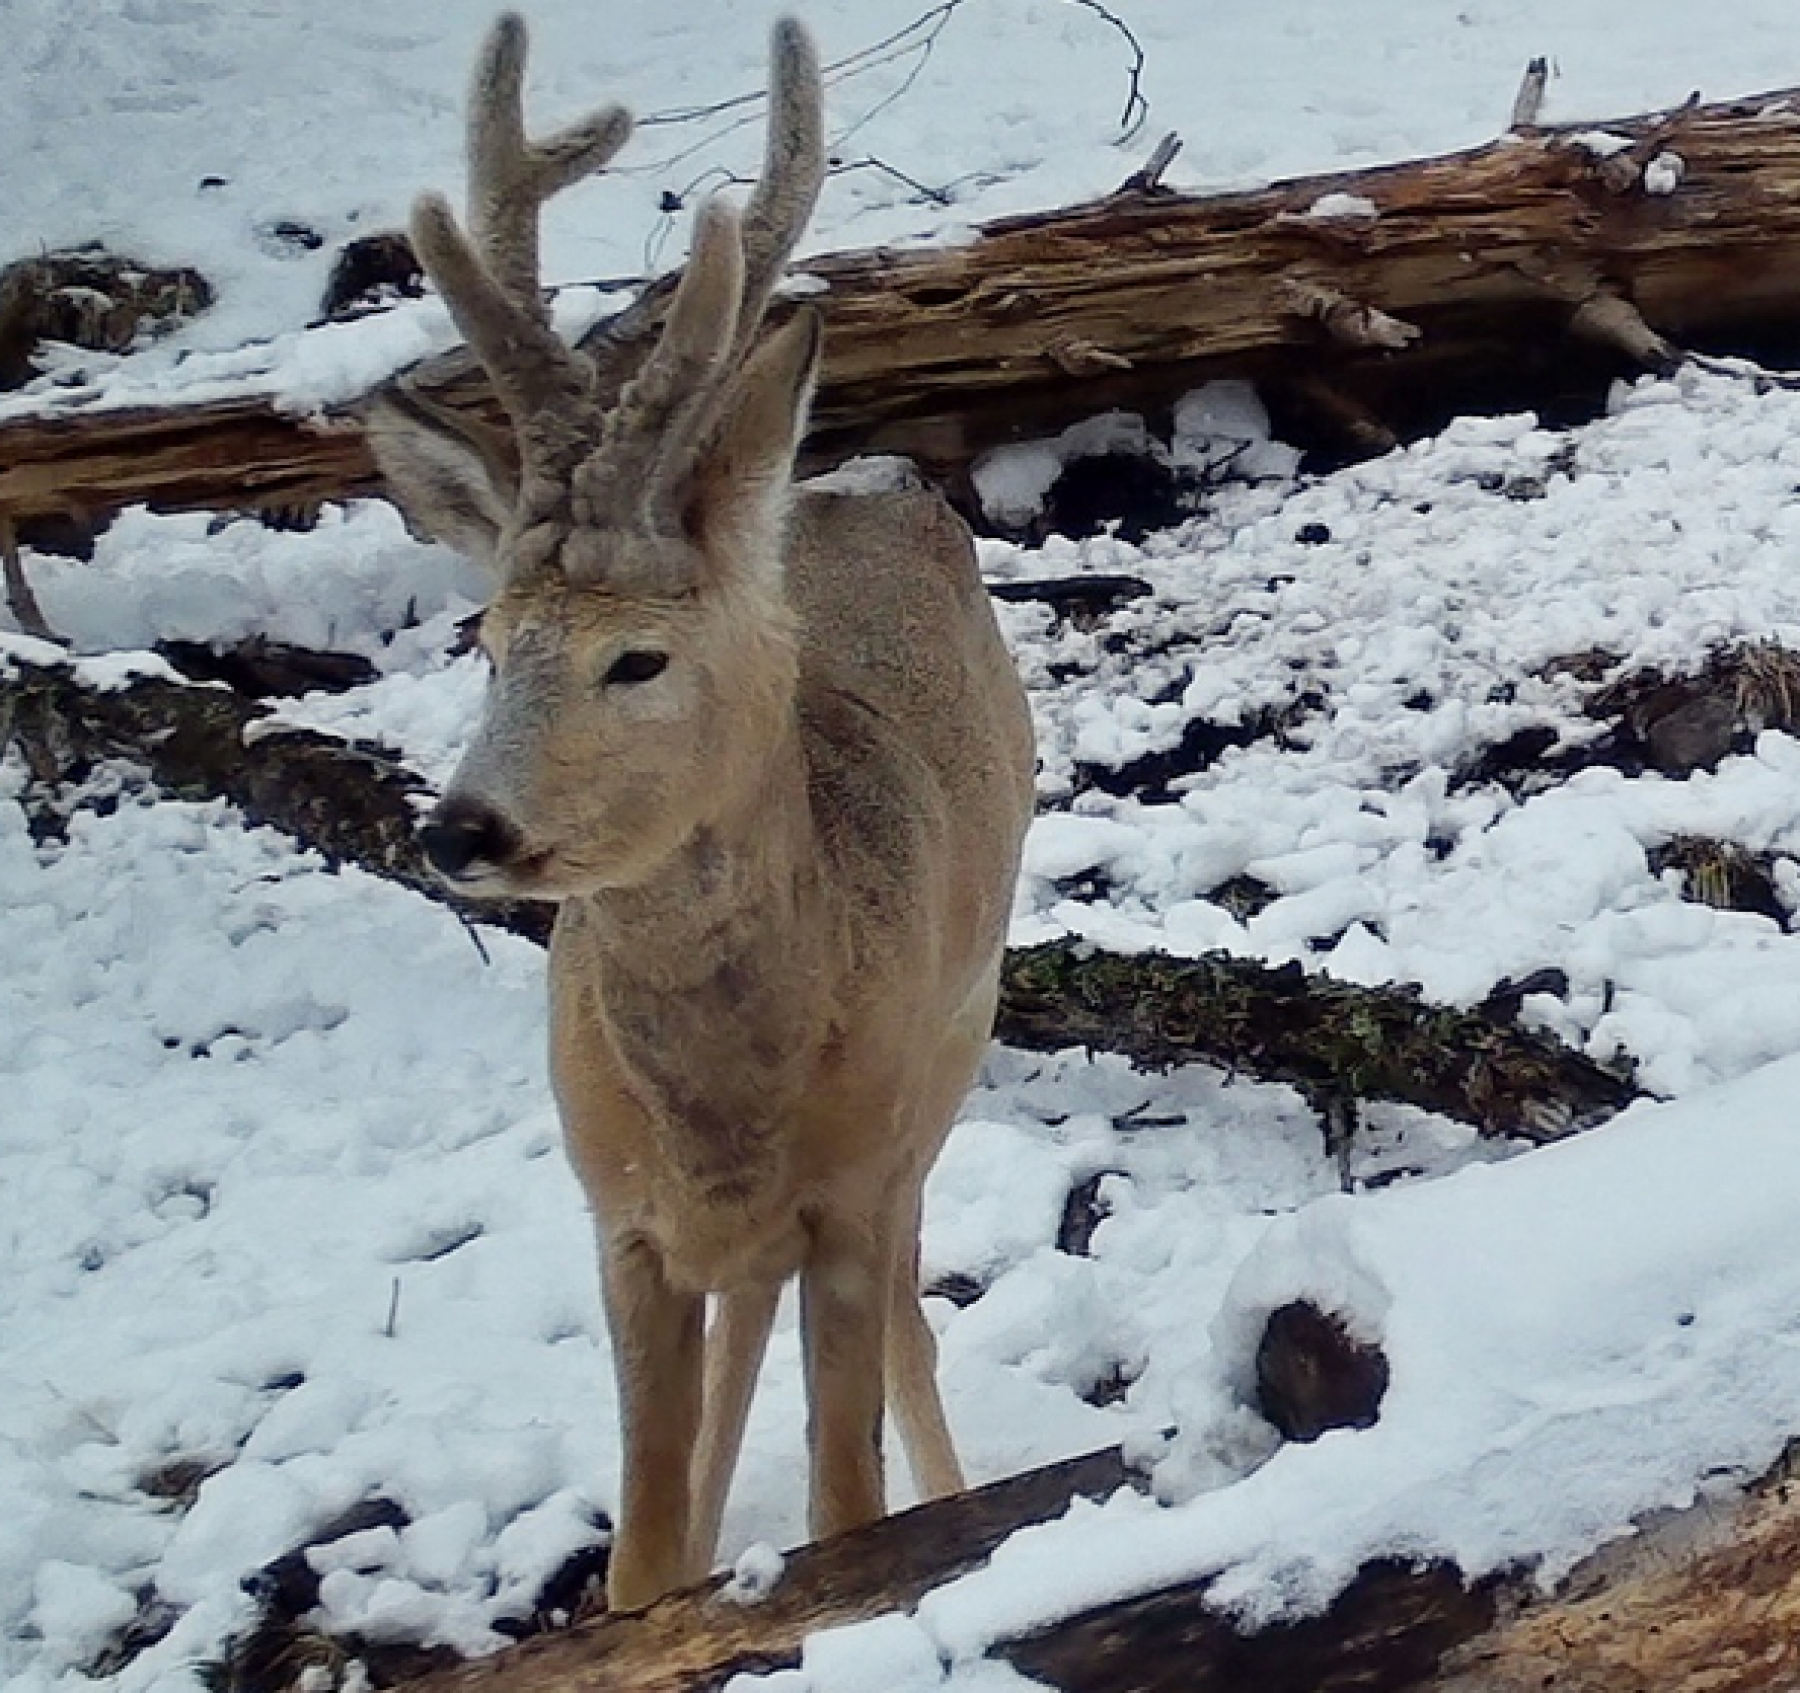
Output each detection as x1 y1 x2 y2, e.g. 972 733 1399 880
599 1232 704 1610
691 1281 782 1579
799 1210 891 1542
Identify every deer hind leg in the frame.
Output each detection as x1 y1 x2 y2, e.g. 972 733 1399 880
799 1209 892 1542
883 993 996 1505
599 1235 705 1610
886 1201 966 1501
689 1280 782 1581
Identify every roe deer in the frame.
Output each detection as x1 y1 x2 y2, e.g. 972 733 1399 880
369 14 1036 1610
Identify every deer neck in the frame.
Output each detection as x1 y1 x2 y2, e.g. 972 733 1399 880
597 722 818 973
553 712 836 1170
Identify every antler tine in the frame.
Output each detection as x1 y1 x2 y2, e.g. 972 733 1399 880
732 18 826 360
411 12 632 475
574 199 746 533
568 18 823 539
469 12 633 319
411 193 591 459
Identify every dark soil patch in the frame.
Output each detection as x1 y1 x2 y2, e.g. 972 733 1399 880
156 638 378 698
1073 693 1322 803
321 232 425 321
988 573 1154 625
0 245 211 389
1456 639 1800 795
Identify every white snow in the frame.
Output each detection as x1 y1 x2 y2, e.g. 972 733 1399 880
1568 127 1635 157
9 4 1800 1692
1299 192 1380 222
1645 149 1687 194
4 0 1798 412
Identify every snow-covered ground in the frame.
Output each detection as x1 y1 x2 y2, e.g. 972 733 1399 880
8 4 1800 1691
5 0 1800 414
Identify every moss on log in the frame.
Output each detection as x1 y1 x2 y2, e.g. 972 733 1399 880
998 943 1635 1142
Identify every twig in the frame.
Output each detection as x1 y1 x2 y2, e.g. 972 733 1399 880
630 0 1152 187
456 908 495 966
1 510 61 646
1117 131 1183 195
1065 0 1150 140
1510 57 1550 131
824 0 970 150
830 156 957 207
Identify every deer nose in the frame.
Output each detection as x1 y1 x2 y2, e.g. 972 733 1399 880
420 798 519 880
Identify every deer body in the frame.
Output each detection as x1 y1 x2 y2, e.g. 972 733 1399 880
553 486 1031 1600
371 16 1034 1611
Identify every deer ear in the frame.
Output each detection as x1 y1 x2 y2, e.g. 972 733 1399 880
366 392 518 569
687 308 822 565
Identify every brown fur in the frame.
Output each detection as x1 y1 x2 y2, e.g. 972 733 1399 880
370 14 1035 1611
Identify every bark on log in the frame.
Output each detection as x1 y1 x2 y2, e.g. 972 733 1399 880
0 644 1633 1140
1432 1443 1800 1693
8 86 1800 528
996 944 1636 1142
382 1439 1800 1693
398 1449 1134 1693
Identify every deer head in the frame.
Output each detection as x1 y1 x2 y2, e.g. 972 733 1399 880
371 14 826 899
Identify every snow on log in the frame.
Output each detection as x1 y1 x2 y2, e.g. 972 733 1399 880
372 1440 1800 1693
0 635 552 944
999 1443 1800 1693
8 85 1800 528
393 1450 1134 1693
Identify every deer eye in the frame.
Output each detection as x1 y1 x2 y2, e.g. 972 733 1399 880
603 649 670 686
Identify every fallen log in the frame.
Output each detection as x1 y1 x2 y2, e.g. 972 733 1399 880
394 1451 1133 1693
996 944 1636 1142
0 638 552 943
0 642 1633 1140
375 1436 1800 1693
9 85 1800 530
1004 1442 1800 1693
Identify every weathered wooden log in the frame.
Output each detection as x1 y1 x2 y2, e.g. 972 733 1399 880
0 639 552 943
0 643 1634 1139
399 1448 1135 1693
996 944 1636 1141
1431 1442 1800 1693
1255 1300 1391 1443
380 1439 1800 1693
8 85 1800 529
1005 1443 1800 1693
